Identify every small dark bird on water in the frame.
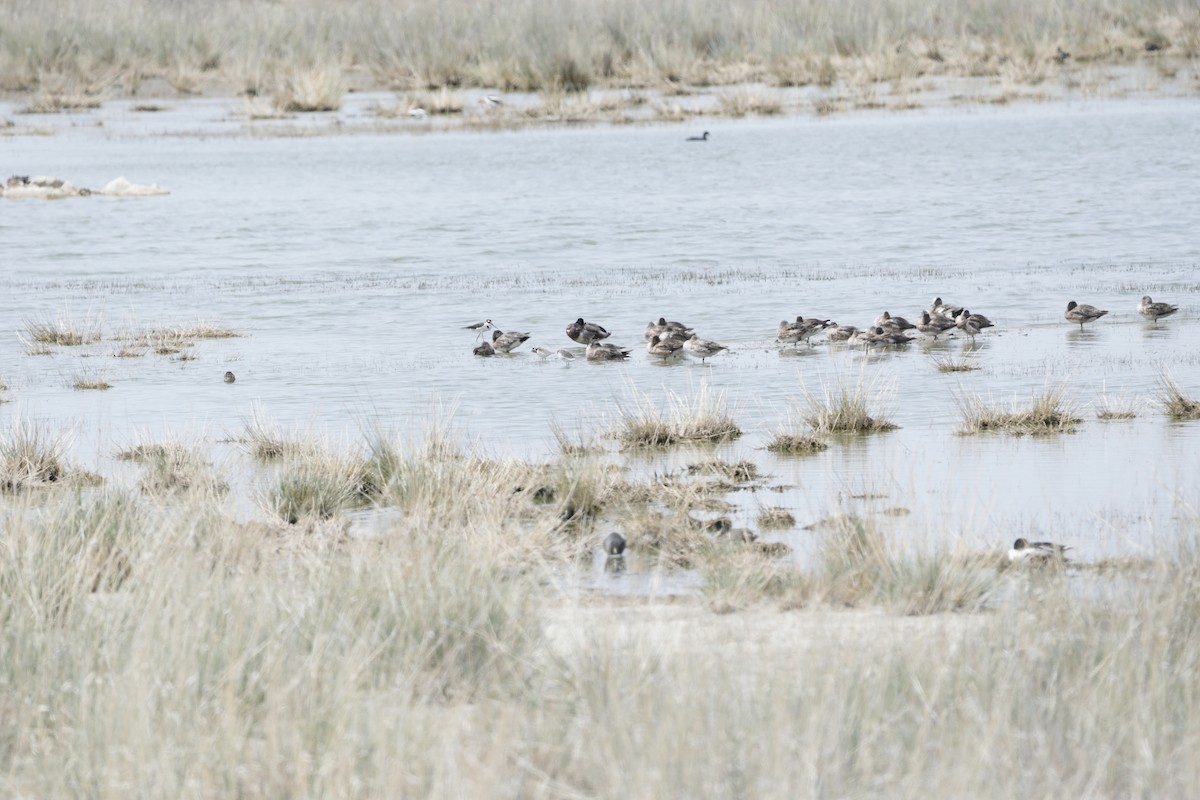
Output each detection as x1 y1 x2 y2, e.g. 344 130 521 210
223 371 236 383
686 131 710 141
603 532 626 556
473 341 495 357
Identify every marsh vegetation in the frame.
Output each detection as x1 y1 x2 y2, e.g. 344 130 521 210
957 387 1083 435
3 424 1200 795
2 0 1196 120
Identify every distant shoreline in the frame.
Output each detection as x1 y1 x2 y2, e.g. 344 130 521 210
3 66 1197 141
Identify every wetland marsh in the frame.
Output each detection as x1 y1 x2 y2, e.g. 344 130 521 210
3 54 1200 797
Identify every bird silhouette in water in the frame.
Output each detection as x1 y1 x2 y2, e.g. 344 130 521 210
686 131 710 141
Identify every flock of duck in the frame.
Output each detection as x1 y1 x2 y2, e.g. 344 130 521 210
469 293 1183 564
466 295 1180 362
467 315 732 362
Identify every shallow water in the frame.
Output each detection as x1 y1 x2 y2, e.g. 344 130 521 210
3 96 1199 592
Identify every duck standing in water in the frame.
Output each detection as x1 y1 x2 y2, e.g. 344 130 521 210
1138 295 1178 323
1064 300 1108 330
683 333 728 363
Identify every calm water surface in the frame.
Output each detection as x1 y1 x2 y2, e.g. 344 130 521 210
3 97 1199 590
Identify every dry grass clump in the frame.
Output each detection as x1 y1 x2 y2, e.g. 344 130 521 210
931 354 980 373
0 492 142 624
123 321 240 346
18 92 104 113
71 373 113 391
274 65 344 112
957 387 1082 435
119 439 227 496
238 414 323 461
1094 391 1140 420
612 383 741 447
22 314 102 346
1158 374 1200 419
263 457 363 524
815 516 997 613
717 87 785 116
701 550 811 611
0 420 70 491
701 514 995 613
802 376 898 434
686 459 758 482
550 421 602 456
757 506 796 529
766 431 828 454
360 426 612 546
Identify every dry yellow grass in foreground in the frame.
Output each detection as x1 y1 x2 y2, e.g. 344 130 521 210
2 418 1199 795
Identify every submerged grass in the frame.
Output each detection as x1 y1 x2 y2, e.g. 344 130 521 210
957 386 1082 435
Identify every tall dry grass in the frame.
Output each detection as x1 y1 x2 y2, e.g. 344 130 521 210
1 0 1194 100
0 414 1199 796
611 382 742 447
957 386 1083 435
